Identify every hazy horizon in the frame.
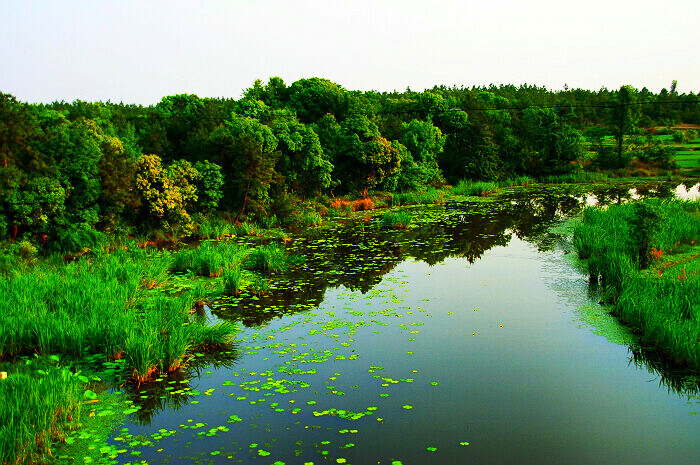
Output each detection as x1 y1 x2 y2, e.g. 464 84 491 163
2 0 698 105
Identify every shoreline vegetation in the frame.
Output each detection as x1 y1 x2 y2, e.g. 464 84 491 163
1 77 699 464
573 198 700 370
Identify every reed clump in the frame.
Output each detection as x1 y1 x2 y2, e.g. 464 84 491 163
171 241 246 277
0 367 83 465
381 211 414 229
391 188 444 206
452 179 499 197
246 243 292 274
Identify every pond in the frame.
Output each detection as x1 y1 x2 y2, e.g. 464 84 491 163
101 182 700 465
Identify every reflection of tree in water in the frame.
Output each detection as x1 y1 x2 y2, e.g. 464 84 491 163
212 181 698 395
120 350 238 425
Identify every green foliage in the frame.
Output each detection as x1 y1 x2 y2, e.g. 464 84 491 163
0 367 83 464
391 188 444 206
134 154 199 234
381 211 413 229
273 117 333 195
1 82 698 248
246 243 291 274
335 114 401 193
451 179 499 196
171 241 245 277
573 199 700 369
301 211 322 226
221 266 245 296
671 130 687 144
517 108 584 176
193 160 224 212
287 78 347 123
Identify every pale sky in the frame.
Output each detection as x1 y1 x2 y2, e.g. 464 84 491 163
1 0 698 105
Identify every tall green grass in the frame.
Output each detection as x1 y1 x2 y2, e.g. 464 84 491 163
391 188 444 206
0 252 236 375
573 198 700 370
381 211 413 229
451 180 499 196
0 367 82 465
196 216 233 239
496 176 535 187
246 243 291 274
542 172 609 183
221 266 245 296
171 241 246 277
301 211 322 226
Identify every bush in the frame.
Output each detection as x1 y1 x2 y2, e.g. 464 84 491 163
671 130 687 144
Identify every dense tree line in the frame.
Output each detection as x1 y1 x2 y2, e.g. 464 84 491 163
1 78 698 250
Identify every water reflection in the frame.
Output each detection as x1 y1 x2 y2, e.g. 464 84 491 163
209 181 698 396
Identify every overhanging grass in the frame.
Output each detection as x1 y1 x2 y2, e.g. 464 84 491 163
0 251 236 375
246 243 297 274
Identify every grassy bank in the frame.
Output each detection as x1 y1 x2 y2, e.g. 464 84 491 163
573 199 700 369
0 238 300 464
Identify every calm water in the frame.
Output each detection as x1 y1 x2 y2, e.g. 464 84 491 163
104 182 700 465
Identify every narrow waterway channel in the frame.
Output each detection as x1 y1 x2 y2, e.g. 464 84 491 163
103 182 699 465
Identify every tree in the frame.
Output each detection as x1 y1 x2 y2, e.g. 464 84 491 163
517 108 584 176
399 119 446 187
134 154 199 233
208 115 281 221
609 85 641 167
192 160 224 213
334 115 401 195
438 108 499 182
272 116 333 196
287 78 348 123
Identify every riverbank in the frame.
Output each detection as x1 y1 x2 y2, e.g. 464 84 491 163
573 199 700 370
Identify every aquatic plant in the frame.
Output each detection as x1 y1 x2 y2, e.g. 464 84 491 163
234 222 258 236
171 241 245 277
249 274 271 296
541 172 609 183
222 266 245 296
301 211 322 226
381 211 413 229
197 216 233 239
0 367 83 465
451 180 499 196
246 244 289 274
391 188 444 206
573 198 700 369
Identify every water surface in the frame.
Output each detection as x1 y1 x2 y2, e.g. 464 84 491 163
103 182 700 465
